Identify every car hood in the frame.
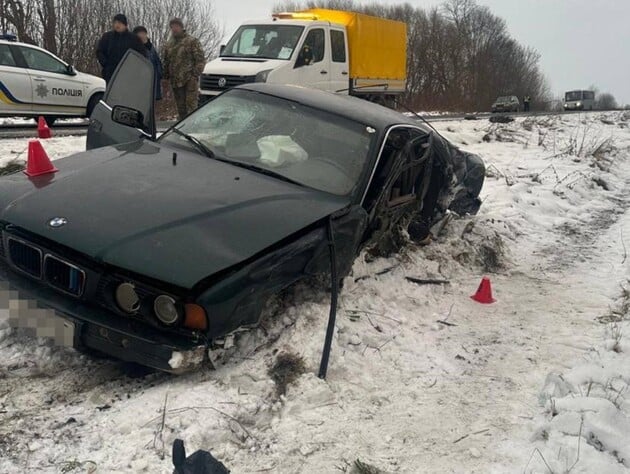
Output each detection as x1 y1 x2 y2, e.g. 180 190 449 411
0 141 350 288
204 57 288 76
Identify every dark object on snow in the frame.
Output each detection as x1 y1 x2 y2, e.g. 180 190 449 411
405 277 450 286
489 115 515 124
0 50 485 374
172 439 230 474
464 115 479 121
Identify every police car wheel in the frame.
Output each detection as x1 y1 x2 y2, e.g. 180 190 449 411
33 116 56 127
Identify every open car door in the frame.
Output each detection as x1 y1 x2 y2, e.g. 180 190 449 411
86 50 156 150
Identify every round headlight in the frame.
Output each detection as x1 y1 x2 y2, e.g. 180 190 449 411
116 283 140 313
154 295 180 325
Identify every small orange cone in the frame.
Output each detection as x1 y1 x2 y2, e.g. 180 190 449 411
37 116 52 139
471 277 496 304
24 140 58 177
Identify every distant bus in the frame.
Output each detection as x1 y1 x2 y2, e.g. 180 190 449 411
564 90 595 111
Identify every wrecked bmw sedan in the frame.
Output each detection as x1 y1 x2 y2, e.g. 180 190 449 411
0 52 484 372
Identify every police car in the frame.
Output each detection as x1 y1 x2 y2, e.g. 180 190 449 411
0 34 105 126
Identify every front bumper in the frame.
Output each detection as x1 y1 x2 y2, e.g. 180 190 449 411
0 259 207 373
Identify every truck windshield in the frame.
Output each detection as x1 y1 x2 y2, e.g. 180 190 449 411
222 25 304 60
565 91 583 101
159 89 375 196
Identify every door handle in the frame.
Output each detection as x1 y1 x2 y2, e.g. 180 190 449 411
320 70 328 75
33 78 45 82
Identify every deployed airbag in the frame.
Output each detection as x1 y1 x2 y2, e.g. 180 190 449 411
257 135 308 168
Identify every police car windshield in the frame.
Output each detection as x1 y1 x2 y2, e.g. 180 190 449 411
222 25 304 60
160 89 376 196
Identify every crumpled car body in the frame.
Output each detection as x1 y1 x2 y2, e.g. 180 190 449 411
0 51 485 372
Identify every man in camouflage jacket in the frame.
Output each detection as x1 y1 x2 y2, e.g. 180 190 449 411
162 18 206 119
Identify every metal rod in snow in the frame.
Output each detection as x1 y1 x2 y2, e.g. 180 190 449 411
318 218 339 380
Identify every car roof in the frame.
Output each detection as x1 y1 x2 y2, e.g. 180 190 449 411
236 83 418 131
0 39 68 62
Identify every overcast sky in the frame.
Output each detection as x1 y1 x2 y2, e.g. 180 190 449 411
213 0 629 104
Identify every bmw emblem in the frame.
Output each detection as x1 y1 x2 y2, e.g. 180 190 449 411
48 217 68 228
218 77 228 88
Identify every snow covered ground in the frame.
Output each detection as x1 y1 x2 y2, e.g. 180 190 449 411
1 112 630 473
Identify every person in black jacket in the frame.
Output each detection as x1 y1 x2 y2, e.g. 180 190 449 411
96 14 145 83
133 26 163 100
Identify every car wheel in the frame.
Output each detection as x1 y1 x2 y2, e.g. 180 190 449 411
86 92 104 119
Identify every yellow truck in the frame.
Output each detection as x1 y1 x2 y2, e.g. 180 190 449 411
200 9 407 105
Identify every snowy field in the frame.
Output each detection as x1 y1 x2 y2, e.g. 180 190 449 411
1 112 630 473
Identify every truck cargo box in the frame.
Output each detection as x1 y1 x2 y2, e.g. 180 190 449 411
303 9 407 83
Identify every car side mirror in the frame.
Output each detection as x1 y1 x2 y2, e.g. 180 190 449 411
295 56 310 69
219 44 226 55
66 65 77 76
111 105 145 129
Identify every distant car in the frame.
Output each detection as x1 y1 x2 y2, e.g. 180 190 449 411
0 51 485 372
0 35 105 126
491 95 520 113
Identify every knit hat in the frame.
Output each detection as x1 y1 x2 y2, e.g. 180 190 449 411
113 14 128 26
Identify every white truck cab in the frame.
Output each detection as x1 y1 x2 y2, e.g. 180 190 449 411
200 10 407 106
0 35 105 125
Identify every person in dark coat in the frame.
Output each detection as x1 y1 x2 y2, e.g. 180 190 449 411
133 26 163 100
96 14 145 83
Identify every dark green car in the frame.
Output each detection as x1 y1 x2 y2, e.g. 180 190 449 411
0 52 484 372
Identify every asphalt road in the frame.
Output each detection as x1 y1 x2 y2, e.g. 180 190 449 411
0 109 606 140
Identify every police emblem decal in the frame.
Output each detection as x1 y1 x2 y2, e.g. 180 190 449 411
36 84 49 98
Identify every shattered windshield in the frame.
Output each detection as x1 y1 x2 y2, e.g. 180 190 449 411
159 89 375 196
222 25 304 60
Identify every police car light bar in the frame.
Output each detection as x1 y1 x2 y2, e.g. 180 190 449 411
0 34 18 42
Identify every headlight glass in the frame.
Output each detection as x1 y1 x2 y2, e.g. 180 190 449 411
154 295 180 325
116 283 140 313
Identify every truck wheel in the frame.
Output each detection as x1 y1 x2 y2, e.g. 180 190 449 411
86 92 104 119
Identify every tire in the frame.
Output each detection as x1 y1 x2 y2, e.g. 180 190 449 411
33 116 56 127
86 92 104 119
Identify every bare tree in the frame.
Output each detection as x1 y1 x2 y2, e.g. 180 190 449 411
597 93 618 110
0 0 38 44
0 0 223 75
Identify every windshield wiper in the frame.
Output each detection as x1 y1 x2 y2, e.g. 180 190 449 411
214 159 305 187
170 128 215 159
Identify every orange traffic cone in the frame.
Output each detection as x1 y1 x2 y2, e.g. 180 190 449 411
471 277 496 304
37 116 52 139
24 140 58 177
